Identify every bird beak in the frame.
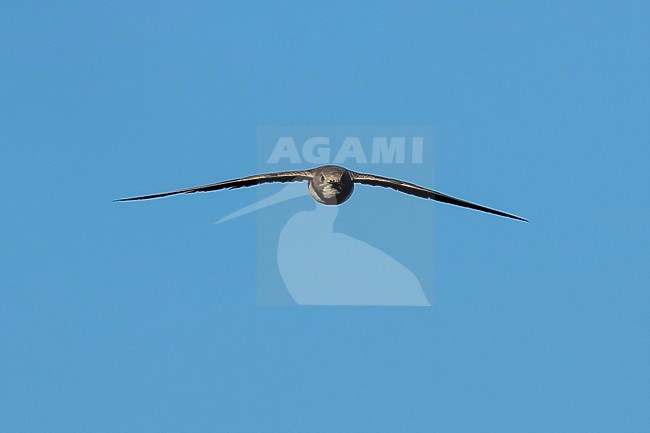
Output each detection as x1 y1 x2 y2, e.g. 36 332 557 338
329 181 342 192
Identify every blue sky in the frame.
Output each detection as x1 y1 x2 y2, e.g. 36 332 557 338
1 1 649 432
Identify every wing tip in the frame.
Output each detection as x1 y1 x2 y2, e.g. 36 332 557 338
113 194 164 202
496 210 528 222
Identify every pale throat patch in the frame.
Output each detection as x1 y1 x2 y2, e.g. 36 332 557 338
308 182 338 203
321 184 339 198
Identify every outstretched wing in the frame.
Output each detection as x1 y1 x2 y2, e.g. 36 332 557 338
350 171 527 222
115 170 313 202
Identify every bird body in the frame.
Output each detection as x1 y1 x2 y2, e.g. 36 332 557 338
116 164 527 222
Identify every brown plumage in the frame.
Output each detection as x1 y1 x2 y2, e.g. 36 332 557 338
116 165 527 222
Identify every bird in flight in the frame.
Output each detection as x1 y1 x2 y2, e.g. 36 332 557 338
116 165 527 222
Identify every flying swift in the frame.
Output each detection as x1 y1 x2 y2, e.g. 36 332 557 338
115 165 527 222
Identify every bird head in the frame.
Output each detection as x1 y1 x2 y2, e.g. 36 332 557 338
309 165 354 204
